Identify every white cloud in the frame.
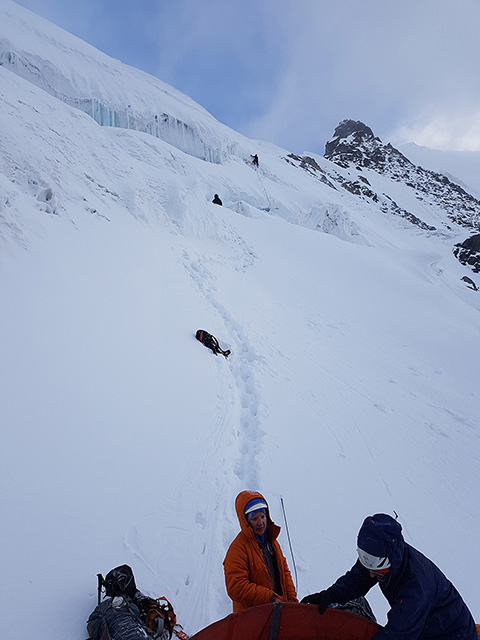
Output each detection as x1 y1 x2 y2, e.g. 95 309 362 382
244 0 480 152
389 108 480 152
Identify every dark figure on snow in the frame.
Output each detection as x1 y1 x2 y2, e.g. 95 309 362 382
301 513 477 640
251 154 259 167
195 329 230 358
212 193 223 206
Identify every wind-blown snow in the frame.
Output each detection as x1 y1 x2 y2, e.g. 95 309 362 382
0 2 479 639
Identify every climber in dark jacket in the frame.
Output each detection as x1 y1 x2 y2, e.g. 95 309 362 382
302 514 477 640
195 329 230 358
212 194 222 205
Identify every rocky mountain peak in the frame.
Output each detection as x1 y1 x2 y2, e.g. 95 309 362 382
324 119 411 173
327 119 378 148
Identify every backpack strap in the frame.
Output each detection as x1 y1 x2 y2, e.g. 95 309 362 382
269 602 283 640
145 597 176 636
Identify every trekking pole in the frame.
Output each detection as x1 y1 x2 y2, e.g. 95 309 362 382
97 574 103 605
280 497 298 593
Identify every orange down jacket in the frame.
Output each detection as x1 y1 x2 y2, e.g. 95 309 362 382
223 491 298 612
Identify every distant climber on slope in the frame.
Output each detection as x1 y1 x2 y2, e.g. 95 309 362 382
212 193 223 205
251 154 259 167
223 491 298 612
301 513 477 640
195 329 230 358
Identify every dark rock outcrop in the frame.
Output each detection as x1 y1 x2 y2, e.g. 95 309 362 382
454 235 480 272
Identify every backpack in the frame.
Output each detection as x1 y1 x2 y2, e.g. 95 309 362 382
143 597 176 636
103 565 137 599
87 565 189 640
87 597 149 640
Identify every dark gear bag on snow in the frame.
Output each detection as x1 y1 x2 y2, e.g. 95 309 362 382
87 565 188 640
195 329 230 358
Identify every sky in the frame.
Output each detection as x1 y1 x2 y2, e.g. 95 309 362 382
12 0 480 155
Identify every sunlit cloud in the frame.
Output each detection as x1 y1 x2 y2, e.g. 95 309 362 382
390 108 480 152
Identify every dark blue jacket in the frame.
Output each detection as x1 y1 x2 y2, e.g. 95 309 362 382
331 514 476 640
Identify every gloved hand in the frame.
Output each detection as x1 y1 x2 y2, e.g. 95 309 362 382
271 594 287 603
300 588 337 614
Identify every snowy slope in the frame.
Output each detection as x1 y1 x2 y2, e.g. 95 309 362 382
0 2 479 639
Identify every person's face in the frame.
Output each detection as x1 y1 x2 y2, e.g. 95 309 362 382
249 511 267 536
369 569 390 582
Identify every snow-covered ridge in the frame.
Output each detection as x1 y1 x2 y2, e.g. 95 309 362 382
0 1 246 163
0 45 222 163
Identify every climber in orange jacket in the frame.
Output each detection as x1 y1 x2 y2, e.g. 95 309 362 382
223 490 298 612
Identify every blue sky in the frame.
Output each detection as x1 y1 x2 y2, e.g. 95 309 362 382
13 0 480 154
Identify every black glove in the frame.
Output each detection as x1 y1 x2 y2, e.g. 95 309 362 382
300 588 337 614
